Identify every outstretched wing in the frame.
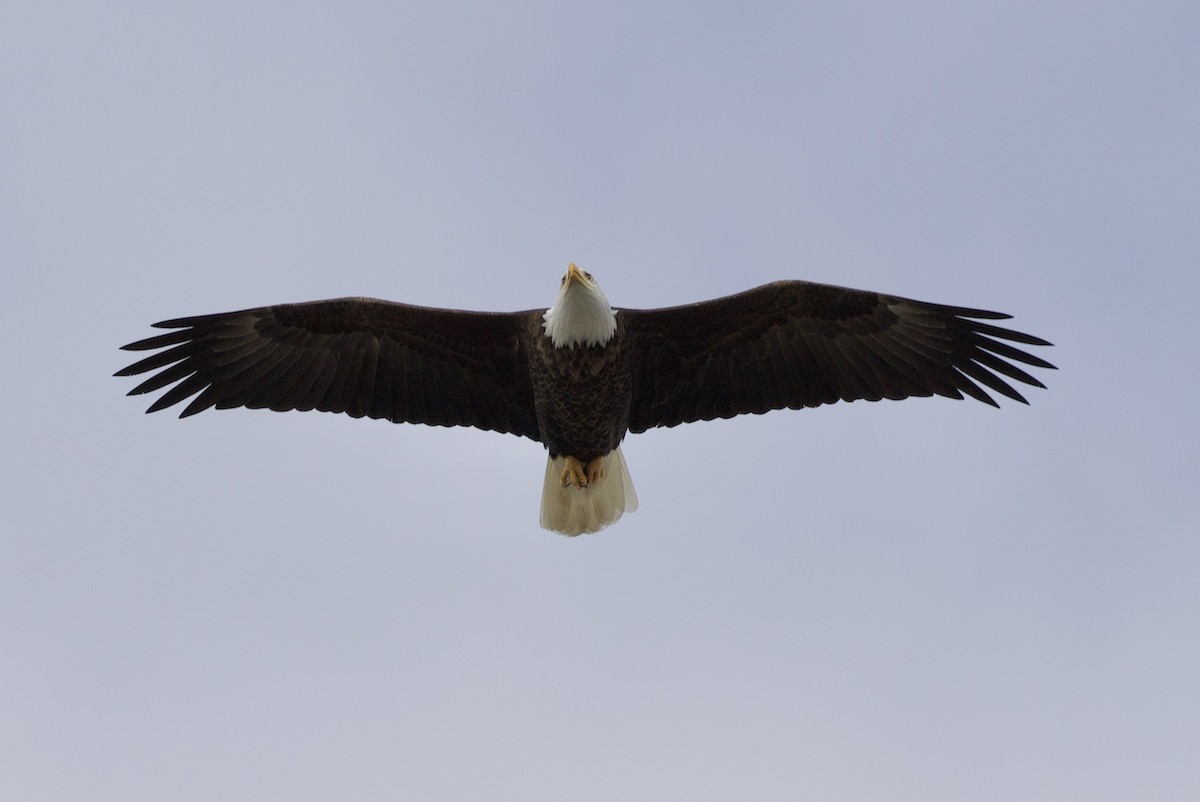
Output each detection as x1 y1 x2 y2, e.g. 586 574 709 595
622 280 1055 433
116 297 543 440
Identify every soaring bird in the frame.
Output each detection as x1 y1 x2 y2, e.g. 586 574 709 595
117 264 1054 535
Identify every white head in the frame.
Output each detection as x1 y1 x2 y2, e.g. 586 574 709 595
542 263 618 348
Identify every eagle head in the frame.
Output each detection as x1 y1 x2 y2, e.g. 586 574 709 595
542 263 618 348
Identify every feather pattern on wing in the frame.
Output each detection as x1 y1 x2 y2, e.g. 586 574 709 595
621 280 1055 432
116 297 544 440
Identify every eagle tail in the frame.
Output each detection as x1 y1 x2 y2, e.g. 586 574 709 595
540 448 639 536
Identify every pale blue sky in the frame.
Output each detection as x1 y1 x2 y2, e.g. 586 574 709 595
3 1 1198 800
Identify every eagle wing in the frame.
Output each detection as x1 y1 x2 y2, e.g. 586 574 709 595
116 297 543 440
622 280 1055 433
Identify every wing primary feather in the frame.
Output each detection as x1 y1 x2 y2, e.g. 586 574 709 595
146 374 211 414
152 312 242 329
845 335 919 400
115 340 204 376
207 332 272 362
260 347 323 412
957 359 1030 404
274 349 332 412
212 347 294 409
238 347 310 410
864 332 951 398
179 384 225 418
127 359 201 397
855 339 908 400
200 337 277 380
207 343 290 409
966 320 1053 346
120 329 198 352
925 303 1013 321
969 334 1057 370
949 368 1000 407
970 349 1046 389
885 319 957 356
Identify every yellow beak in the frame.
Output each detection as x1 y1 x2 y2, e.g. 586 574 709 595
566 262 585 285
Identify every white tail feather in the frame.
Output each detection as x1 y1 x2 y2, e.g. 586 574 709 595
539 448 639 536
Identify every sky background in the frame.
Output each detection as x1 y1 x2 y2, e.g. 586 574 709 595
2 1 1198 800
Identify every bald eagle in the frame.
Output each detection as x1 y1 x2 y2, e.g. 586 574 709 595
117 264 1054 535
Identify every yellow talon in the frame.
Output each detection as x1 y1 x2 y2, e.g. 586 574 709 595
586 456 605 485
561 456 588 489
560 455 607 489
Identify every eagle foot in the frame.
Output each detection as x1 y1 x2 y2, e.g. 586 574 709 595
585 456 606 485
560 455 605 490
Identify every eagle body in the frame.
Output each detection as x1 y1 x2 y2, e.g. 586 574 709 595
528 264 638 533
530 314 631 464
117 265 1055 535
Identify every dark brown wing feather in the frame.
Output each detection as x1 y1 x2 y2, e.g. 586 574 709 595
116 297 543 441
622 280 1055 433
